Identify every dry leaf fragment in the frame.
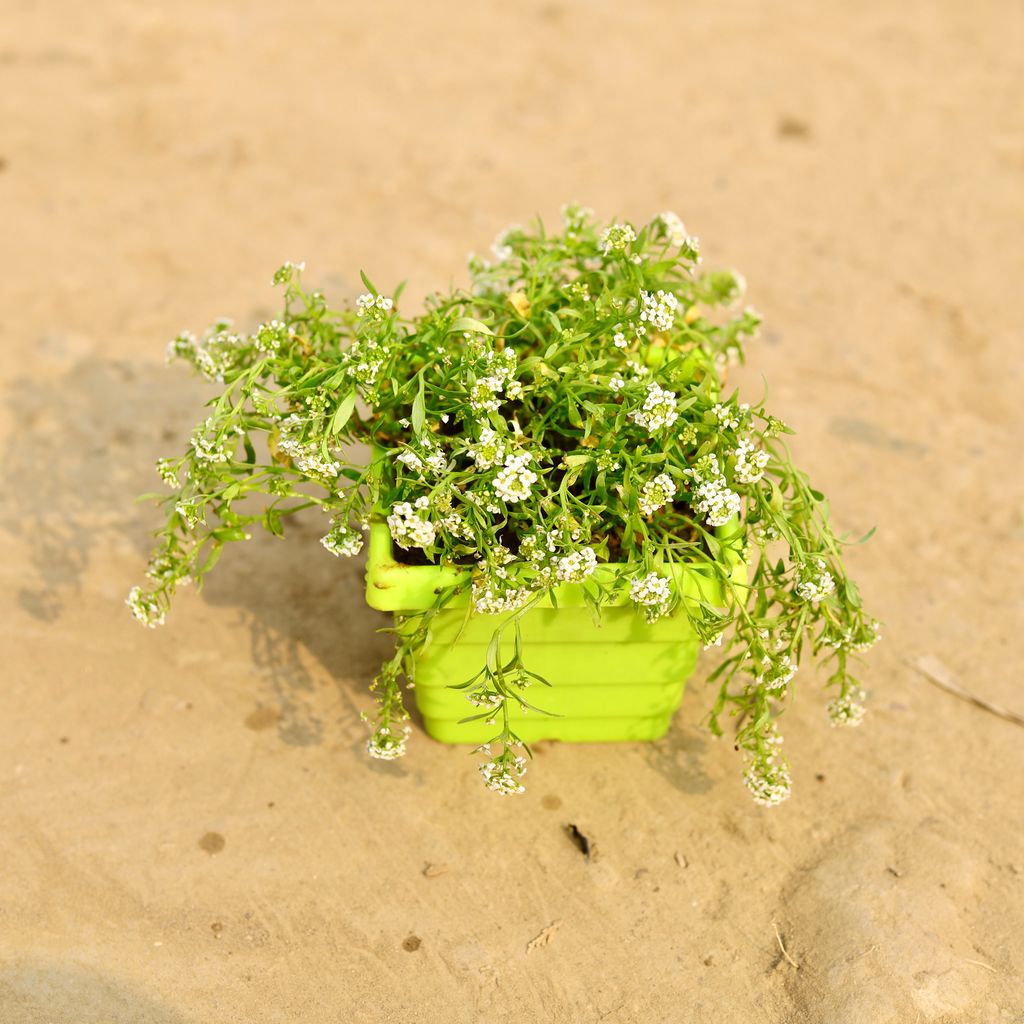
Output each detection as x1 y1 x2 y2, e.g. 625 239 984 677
907 656 1024 727
526 920 562 953
507 291 531 318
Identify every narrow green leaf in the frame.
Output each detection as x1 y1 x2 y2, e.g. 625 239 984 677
412 374 426 435
331 391 357 434
449 316 493 336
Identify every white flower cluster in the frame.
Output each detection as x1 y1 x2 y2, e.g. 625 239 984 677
599 223 636 253
156 458 181 489
464 490 502 515
630 381 679 433
612 328 629 349
755 653 797 693
752 521 780 546
469 377 504 413
639 289 679 332
277 417 342 479
491 224 522 261
126 586 165 628
175 500 203 529
272 260 305 285
254 319 290 354
468 427 506 470
493 452 538 503
630 571 673 622
562 202 594 237
190 420 236 464
145 553 178 584
686 454 741 527
367 724 410 760
712 403 735 430
554 546 598 583
609 374 625 392
516 523 598 586
821 619 880 652
397 436 448 477
467 348 520 412
795 559 836 604
733 438 770 484
467 688 503 708
355 292 394 321
344 333 390 387
712 402 748 431
743 733 791 807
657 211 689 248
437 509 473 541
638 473 677 516
472 582 534 615
166 323 245 383
479 755 527 795
387 497 436 550
828 690 867 728
321 520 363 558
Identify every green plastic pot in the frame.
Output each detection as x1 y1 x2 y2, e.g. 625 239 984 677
364 522 744 745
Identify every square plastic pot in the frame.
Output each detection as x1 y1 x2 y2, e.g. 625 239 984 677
364 523 742 745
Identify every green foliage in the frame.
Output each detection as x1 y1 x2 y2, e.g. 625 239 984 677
129 207 879 805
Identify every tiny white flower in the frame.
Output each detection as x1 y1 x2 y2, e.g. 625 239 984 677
156 458 181 489
657 211 690 248
630 381 679 433
828 689 867 728
493 452 538 504
638 473 677 516
397 449 424 472
630 571 673 622
321 521 363 558
492 224 521 261
796 558 836 604
126 586 165 628
387 496 436 550
479 755 528 795
639 289 679 332
599 223 636 254
554 547 598 583
355 292 394 320
469 427 506 470
743 750 792 807
367 725 410 760
733 438 770 484
472 582 534 614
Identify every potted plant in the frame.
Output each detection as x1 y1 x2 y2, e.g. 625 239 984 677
129 205 879 805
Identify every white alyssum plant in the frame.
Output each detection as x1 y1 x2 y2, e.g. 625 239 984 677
130 207 879 806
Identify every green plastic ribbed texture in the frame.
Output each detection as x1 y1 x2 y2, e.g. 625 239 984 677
364 524 740 745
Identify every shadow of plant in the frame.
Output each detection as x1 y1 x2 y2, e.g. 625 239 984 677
0 960 187 1024
0 356 393 747
644 718 713 795
1 355 718 782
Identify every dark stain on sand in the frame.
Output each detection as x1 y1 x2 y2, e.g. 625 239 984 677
244 706 279 731
198 832 226 855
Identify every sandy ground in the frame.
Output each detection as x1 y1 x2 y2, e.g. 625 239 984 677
2 1 1023 1021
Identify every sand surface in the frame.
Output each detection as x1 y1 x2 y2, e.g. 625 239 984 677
2 2 1023 1021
